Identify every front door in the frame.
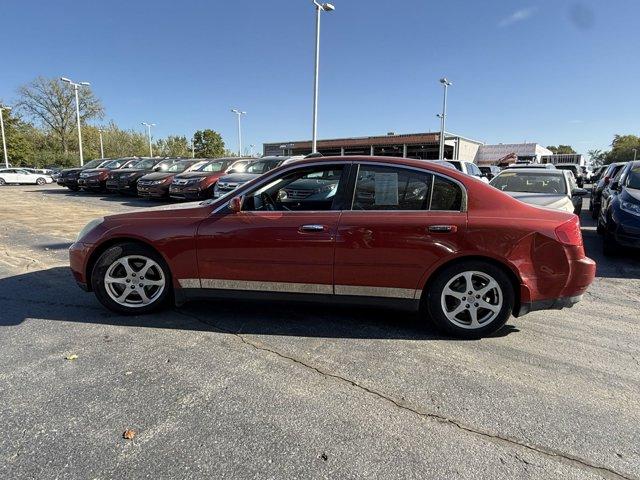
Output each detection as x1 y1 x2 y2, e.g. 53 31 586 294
334 163 468 299
196 163 350 295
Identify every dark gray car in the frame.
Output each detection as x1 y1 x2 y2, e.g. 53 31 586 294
212 156 291 198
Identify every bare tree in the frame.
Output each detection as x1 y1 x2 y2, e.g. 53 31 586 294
17 76 104 154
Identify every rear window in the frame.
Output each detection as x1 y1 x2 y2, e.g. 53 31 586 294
626 165 640 190
491 172 567 194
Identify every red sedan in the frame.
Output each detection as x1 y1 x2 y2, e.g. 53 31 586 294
69 156 595 338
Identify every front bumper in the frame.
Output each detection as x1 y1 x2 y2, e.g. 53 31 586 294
138 183 170 198
59 177 79 187
78 178 105 189
169 184 207 200
69 241 93 291
106 178 137 193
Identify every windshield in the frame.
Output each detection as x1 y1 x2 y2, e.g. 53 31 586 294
195 161 225 172
166 161 194 173
245 160 280 174
132 159 156 170
491 172 567 194
82 159 105 169
627 165 640 189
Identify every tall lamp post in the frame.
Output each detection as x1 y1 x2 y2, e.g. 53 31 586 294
633 148 637 161
98 129 105 159
231 109 246 156
0 104 11 169
61 77 91 166
141 122 155 157
437 77 452 160
311 1 335 153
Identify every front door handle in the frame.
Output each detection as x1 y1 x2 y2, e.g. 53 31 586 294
428 225 457 233
299 224 326 232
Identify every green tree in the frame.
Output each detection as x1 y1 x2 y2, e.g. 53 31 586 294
546 145 576 154
155 135 190 157
605 134 640 164
587 149 606 167
17 76 104 154
193 129 226 157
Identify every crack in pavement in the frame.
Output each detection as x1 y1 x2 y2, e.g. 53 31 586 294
175 309 635 480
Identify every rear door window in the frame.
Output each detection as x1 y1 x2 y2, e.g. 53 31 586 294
352 165 432 211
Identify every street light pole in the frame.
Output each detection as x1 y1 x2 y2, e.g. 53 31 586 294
231 109 246 156
191 138 195 158
98 129 104 158
437 77 452 160
311 1 335 154
141 122 155 157
633 148 637 161
61 77 91 166
0 105 11 169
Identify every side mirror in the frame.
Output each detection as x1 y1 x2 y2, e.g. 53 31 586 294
571 188 588 197
229 196 244 213
227 169 238 174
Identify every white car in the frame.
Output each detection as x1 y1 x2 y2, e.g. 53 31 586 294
490 167 587 215
446 160 490 183
0 168 54 186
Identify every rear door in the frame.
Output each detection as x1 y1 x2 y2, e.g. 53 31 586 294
334 163 468 299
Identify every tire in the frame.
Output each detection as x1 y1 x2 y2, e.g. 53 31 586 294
91 242 172 315
602 231 617 257
36 177 46 185
67 186 80 192
425 261 514 339
0 177 6 186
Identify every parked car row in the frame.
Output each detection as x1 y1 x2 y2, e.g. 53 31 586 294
596 161 640 255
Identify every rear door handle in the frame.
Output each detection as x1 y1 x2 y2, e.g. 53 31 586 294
299 224 326 232
428 225 457 233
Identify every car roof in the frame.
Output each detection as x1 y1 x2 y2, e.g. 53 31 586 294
496 168 564 175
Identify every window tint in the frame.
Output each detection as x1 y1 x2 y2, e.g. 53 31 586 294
245 160 280 174
197 161 225 172
491 172 567 194
431 176 463 210
353 165 432 211
242 165 344 212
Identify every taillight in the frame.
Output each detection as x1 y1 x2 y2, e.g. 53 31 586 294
555 216 583 246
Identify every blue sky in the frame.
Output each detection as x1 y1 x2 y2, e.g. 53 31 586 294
1 0 638 154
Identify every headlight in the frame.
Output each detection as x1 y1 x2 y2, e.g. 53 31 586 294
620 200 640 216
152 179 168 185
187 178 204 184
76 218 104 242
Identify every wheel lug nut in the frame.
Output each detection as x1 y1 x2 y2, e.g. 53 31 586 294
462 296 466 301
476 295 480 298
465 304 470 308
474 303 479 307
132 273 136 277
139 283 143 287
126 279 130 283
468 291 472 295
130 285 135 289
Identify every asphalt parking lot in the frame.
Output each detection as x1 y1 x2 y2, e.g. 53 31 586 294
1 185 639 480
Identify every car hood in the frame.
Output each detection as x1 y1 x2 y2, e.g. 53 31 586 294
175 171 224 180
217 173 259 183
82 168 109 174
285 178 336 190
140 172 176 181
105 201 211 221
505 192 574 212
61 168 83 175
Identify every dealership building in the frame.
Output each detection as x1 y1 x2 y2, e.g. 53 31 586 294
263 131 483 162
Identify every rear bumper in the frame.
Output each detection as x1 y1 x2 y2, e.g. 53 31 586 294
516 294 583 317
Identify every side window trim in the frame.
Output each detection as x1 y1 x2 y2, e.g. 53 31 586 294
350 161 467 213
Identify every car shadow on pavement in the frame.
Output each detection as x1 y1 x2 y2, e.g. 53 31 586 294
0 267 519 340
26 188 168 208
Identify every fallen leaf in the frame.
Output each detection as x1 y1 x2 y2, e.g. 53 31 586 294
123 429 136 440
65 354 78 361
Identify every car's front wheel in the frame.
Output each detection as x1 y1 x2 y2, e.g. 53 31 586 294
36 177 46 185
91 243 172 315
425 261 514 339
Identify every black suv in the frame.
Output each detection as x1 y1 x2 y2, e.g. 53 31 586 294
590 162 627 219
106 158 176 195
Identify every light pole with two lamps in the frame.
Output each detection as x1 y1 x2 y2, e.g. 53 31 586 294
437 77 452 160
231 109 246 157
60 77 91 166
311 1 335 154
141 122 155 157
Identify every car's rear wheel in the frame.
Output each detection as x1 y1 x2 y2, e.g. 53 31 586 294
91 243 172 315
425 261 514 339
36 177 46 185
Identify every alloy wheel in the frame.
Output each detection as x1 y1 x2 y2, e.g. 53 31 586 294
104 255 165 308
440 271 503 329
